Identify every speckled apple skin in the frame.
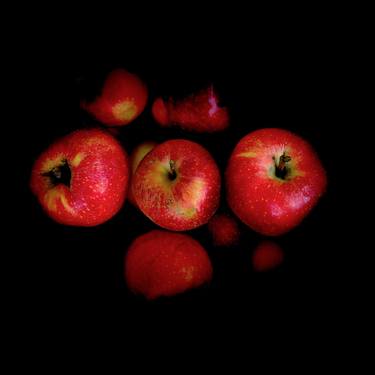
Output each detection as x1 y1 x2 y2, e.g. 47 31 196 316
81 69 148 127
226 128 327 236
132 139 221 231
30 129 129 226
125 230 213 300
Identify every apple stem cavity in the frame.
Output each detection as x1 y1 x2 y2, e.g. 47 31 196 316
274 153 291 180
168 160 178 181
42 160 71 188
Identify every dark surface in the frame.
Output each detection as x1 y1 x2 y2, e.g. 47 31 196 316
19 44 344 320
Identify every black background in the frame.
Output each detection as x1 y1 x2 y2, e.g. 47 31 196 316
17 34 346 323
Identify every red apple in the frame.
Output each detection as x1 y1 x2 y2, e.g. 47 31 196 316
208 213 240 247
81 69 148 127
252 241 284 272
125 230 213 299
226 128 327 236
30 129 129 226
132 139 220 231
152 85 229 132
127 141 157 206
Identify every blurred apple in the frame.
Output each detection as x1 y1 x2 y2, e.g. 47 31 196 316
128 141 157 206
208 213 240 246
252 241 284 272
125 230 213 299
152 86 229 132
81 69 148 127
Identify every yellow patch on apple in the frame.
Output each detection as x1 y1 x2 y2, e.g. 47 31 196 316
237 151 257 158
59 194 75 214
44 188 60 211
71 152 85 167
113 100 137 121
44 188 75 214
85 137 115 150
172 178 205 219
180 178 205 207
42 154 65 173
181 266 195 282
173 205 197 219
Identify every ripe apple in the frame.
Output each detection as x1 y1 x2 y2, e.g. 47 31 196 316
132 139 220 231
152 85 229 132
127 141 157 206
81 69 148 127
125 230 213 299
226 128 327 236
30 129 129 226
252 241 284 272
208 213 240 247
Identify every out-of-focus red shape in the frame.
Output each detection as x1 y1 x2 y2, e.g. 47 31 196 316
208 213 240 246
81 69 148 127
152 97 169 126
127 141 157 206
152 86 229 132
252 241 284 272
125 230 213 300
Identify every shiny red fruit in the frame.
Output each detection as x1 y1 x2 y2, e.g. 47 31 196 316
125 230 213 300
81 69 148 127
226 128 327 236
132 139 221 231
252 241 284 272
208 213 240 247
30 129 129 226
152 86 229 132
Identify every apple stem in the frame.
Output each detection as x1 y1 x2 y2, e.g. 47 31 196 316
274 153 291 179
168 160 177 181
50 167 62 179
42 160 71 187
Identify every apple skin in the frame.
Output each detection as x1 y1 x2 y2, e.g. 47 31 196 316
125 230 213 300
208 213 240 247
226 128 327 236
132 139 220 231
127 141 157 206
81 69 148 127
152 86 229 132
252 241 284 272
30 129 129 226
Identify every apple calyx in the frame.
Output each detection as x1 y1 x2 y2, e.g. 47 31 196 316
273 152 291 180
168 160 178 181
42 160 71 188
